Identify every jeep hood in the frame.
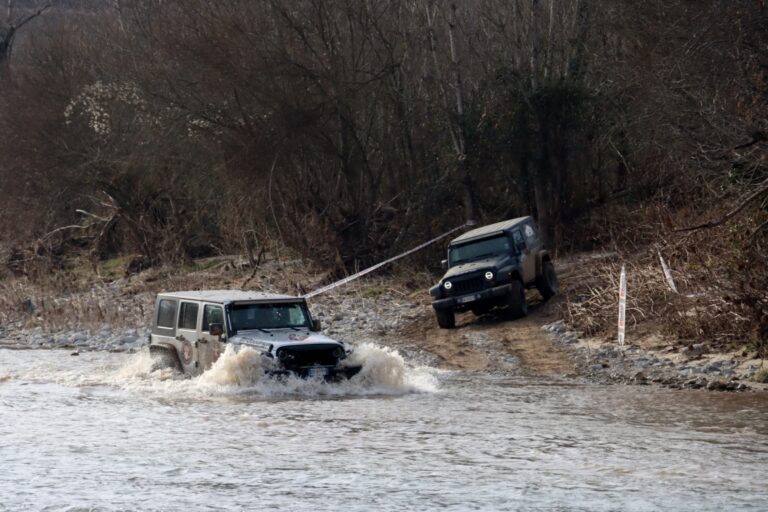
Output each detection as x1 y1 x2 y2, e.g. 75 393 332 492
443 254 512 279
229 329 343 352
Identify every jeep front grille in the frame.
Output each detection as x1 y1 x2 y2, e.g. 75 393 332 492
276 343 340 369
451 275 486 295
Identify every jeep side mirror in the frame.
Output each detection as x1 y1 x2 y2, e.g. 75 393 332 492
311 319 321 332
515 240 527 252
441 259 448 270
209 323 224 336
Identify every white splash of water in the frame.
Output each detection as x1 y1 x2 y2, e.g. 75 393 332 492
114 350 157 379
1 340 439 397
345 343 439 393
111 342 439 398
197 345 267 388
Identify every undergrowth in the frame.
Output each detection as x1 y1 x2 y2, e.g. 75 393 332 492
558 209 767 355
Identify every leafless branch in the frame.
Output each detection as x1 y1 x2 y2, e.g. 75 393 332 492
675 177 768 232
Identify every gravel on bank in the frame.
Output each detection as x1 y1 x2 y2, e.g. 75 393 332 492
543 320 766 391
0 322 150 355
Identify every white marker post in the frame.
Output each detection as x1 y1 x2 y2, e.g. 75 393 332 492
657 250 678 293
618 265 627 347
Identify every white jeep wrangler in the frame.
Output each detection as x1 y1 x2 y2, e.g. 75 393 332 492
148 290 360 380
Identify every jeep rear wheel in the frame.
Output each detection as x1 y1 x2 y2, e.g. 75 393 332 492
435 308 456 329
507 280 528 319
149 346 182 372
536 261 559 300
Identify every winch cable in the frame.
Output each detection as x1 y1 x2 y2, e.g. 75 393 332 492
303 221 475 299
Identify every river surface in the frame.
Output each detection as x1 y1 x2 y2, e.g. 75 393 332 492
1 345 767 511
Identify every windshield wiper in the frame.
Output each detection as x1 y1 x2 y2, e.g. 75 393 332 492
458 253 500 263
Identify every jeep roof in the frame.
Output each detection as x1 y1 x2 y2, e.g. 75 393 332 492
156 290 300 304
450 216 532 246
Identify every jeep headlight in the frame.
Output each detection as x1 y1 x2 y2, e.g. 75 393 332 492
276 348 293 361
484 271 494 280
443 281 453 290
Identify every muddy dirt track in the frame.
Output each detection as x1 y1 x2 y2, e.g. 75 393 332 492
393 296 575 377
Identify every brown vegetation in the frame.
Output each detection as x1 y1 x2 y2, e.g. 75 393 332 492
0 1 765 347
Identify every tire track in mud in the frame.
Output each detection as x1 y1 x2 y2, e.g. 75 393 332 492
392 297 575 377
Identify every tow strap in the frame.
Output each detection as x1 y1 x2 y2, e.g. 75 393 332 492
303 221 474 299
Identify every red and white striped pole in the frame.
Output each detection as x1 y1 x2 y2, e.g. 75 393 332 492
618 265 627 346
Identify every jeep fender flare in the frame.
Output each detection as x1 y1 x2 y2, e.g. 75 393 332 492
149 343 183 370
536 251 552 276
505 268 524 283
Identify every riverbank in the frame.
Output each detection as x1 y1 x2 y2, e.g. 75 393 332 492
0 253 765 391
544 320 765 391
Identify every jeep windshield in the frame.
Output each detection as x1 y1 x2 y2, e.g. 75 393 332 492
228 303 311 332
449 235 511 265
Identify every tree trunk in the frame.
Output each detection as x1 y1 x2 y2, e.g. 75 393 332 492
447 3 477 222
533 171 552 247
0 26 15 84
0 4 51 84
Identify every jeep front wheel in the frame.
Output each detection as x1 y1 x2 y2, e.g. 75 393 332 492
507 280 528 319
435 308 456 329
536 261 559 300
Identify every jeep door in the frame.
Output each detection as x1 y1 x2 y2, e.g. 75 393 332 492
176 301 202 375
198 304 225 370
513 229 536 284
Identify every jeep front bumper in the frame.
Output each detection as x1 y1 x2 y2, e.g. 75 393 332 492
431 283 512 310
267 365 362 381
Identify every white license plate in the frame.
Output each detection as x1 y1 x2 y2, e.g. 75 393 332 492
308 367 329 378
458 294 478 304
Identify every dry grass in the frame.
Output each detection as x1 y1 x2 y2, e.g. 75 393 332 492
557 244 765 352
557 253 677 338
753 368 768 384
0 278 153 332
0 255 303 332
0 251 433 334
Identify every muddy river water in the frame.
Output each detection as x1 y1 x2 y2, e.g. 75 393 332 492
1 345 767 511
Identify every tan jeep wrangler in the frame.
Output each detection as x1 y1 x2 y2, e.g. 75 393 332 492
148 290 360 380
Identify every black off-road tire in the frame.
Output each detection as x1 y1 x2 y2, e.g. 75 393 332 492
507 279 528 319
536 261 559 300
435 308 456 329
149 346 182 372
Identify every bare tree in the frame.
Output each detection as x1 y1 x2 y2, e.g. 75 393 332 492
0 0 52 81
426 2 478 223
